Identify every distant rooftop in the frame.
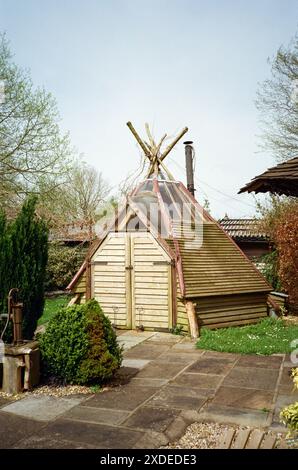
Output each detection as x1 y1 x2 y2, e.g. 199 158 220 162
218 217 268 241
49 222 91 243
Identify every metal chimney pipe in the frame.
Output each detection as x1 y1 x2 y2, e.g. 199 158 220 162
184 141 195 196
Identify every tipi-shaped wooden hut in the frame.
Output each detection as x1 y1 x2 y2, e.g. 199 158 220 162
67 123 271 335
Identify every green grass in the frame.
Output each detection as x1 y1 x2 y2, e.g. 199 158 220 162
196 318 298 355
38 295 69 326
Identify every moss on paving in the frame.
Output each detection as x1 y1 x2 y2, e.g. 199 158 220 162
196 318 298 355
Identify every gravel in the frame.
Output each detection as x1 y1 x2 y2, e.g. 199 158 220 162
0 376 112 399
164 421 287 449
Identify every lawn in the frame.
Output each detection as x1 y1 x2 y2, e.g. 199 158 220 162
196 318 298 355
38 295 70 326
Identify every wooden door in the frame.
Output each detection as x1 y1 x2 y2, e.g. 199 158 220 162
92 232 172 330
91 232 131 328
130 233 172 330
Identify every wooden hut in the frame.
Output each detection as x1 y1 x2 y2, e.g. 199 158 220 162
67 123 271 335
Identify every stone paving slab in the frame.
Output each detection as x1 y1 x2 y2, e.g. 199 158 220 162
128 378 169 387
236 354 283 369
202 350 240 362
116 331 156 352
37 419 144 449
157 351 204 363
172 372 222 389
199 404 270 427
82 385 158 411
165 384 216 399
121 358 151 369
171 342 197 352
14 435 98 449
123 406 179 432
117 330 155 339
118 339 145 351
222 366 280 391
0 411 44 448
0 335 292 449
133 430 169 449
136 361 187 379
123 344 170 359
147 385 207 410
146 333 182 343
186 357 236 375
213 386 275 410
1 396 84 422
63 405 130 425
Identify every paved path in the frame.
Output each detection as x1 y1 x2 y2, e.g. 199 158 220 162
0 332 297 449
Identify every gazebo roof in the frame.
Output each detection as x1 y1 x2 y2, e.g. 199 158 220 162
238 157 298 197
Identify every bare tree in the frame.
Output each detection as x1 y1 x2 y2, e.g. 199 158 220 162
256 34 298 162
38 161 111 240
0 33 71 202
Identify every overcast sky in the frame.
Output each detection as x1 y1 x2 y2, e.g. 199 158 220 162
1 0 297 218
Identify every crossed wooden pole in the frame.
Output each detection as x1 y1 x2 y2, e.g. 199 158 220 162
126 121 188 179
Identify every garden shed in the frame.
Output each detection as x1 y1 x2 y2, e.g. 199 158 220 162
67 123 271 334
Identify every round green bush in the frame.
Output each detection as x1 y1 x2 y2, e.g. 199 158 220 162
39 299 122 384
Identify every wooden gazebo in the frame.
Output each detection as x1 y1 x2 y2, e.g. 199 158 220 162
239 157 298 197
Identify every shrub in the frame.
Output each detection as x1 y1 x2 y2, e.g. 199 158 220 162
45 242 87 291
259 250 281 291
39 299 122 384
280 368 298 436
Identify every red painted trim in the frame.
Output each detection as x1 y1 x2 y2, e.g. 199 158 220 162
171 263 178 326
173 238 185 297
178 182 272 291
152 178 173 237
66 261 87 290
152 179 186 296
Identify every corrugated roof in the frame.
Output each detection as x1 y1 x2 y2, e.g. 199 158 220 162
218 218 268 241
239 157 298 197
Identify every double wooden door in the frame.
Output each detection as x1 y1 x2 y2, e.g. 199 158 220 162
91 232 172 330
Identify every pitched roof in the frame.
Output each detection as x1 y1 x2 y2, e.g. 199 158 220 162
238 157 298 197
68 177 271 298
218 218 268 241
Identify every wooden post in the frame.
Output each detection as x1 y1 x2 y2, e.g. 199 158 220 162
85 259 91 300
160 127 188 161
126 121 152 158
185 300 199 339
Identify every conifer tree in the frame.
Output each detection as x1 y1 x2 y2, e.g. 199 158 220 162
0 197 48 340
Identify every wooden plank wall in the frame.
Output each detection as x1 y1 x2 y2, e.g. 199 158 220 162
195 292 268 329
73 271 86 295
92 234 128 327
176 277 189 333
132 234 170 330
